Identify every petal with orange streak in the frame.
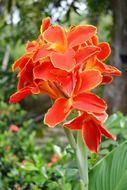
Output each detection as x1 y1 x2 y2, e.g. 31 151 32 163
85 57 105 72
64 114 84 130
38 81 61 99
68 25 97 48
75 46 101 64
73 92 107 113
50 49 76 72
44 98 72 128
77 70 102 93
97 42 111 61
82 118 101 153
43 25 67 51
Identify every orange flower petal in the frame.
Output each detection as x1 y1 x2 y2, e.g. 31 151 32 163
38 81 61 99
99 124 116 140
44 98 72 127
73 92 107 113
9 87 32 103
43 25 67 51
103 65 122 76
41 17 51 33
75 46 101 64
64 114 84 130
50 49 76 72
56 73 77 97
102 75 113 85
33 62 54 80
34 62 75 97
12 54 30 71
85 57 105 71
91 35 99 45
26 41 36 52
89 113 116 139
97 42 111 61
92 112 108 123
77 70 102 93
82 118 101 153
68 25 97 48
17 60 34 89
32 45 51 63
86 58 122 76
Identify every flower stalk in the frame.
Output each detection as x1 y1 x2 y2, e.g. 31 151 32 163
76 131 88 190
64 128 88 190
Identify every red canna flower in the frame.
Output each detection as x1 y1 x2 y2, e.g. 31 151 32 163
64 112 115 153
10 17 121 152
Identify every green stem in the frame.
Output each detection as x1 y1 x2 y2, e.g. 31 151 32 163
64 127 76 150
64 128 88 190
76 131 88 190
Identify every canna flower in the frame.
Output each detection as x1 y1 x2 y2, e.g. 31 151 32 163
10 17 121 152
64 112 115 153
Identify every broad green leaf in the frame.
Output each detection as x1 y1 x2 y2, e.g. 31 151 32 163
89 141 127 190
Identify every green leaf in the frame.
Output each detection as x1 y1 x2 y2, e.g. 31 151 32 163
89 141 127 190
62 183 72 190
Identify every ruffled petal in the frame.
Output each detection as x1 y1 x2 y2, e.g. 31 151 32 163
33 62 54 80
75 46 101 64
77 70 102 93
85 57 105 71
44 98 72 127
12 54 30 71
50 49 76 72
86 58 122 76
68 25 97 48
73 92 107 113
32 45 51 63
97 42 111 61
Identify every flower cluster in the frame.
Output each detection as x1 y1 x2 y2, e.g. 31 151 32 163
10 17 121 153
